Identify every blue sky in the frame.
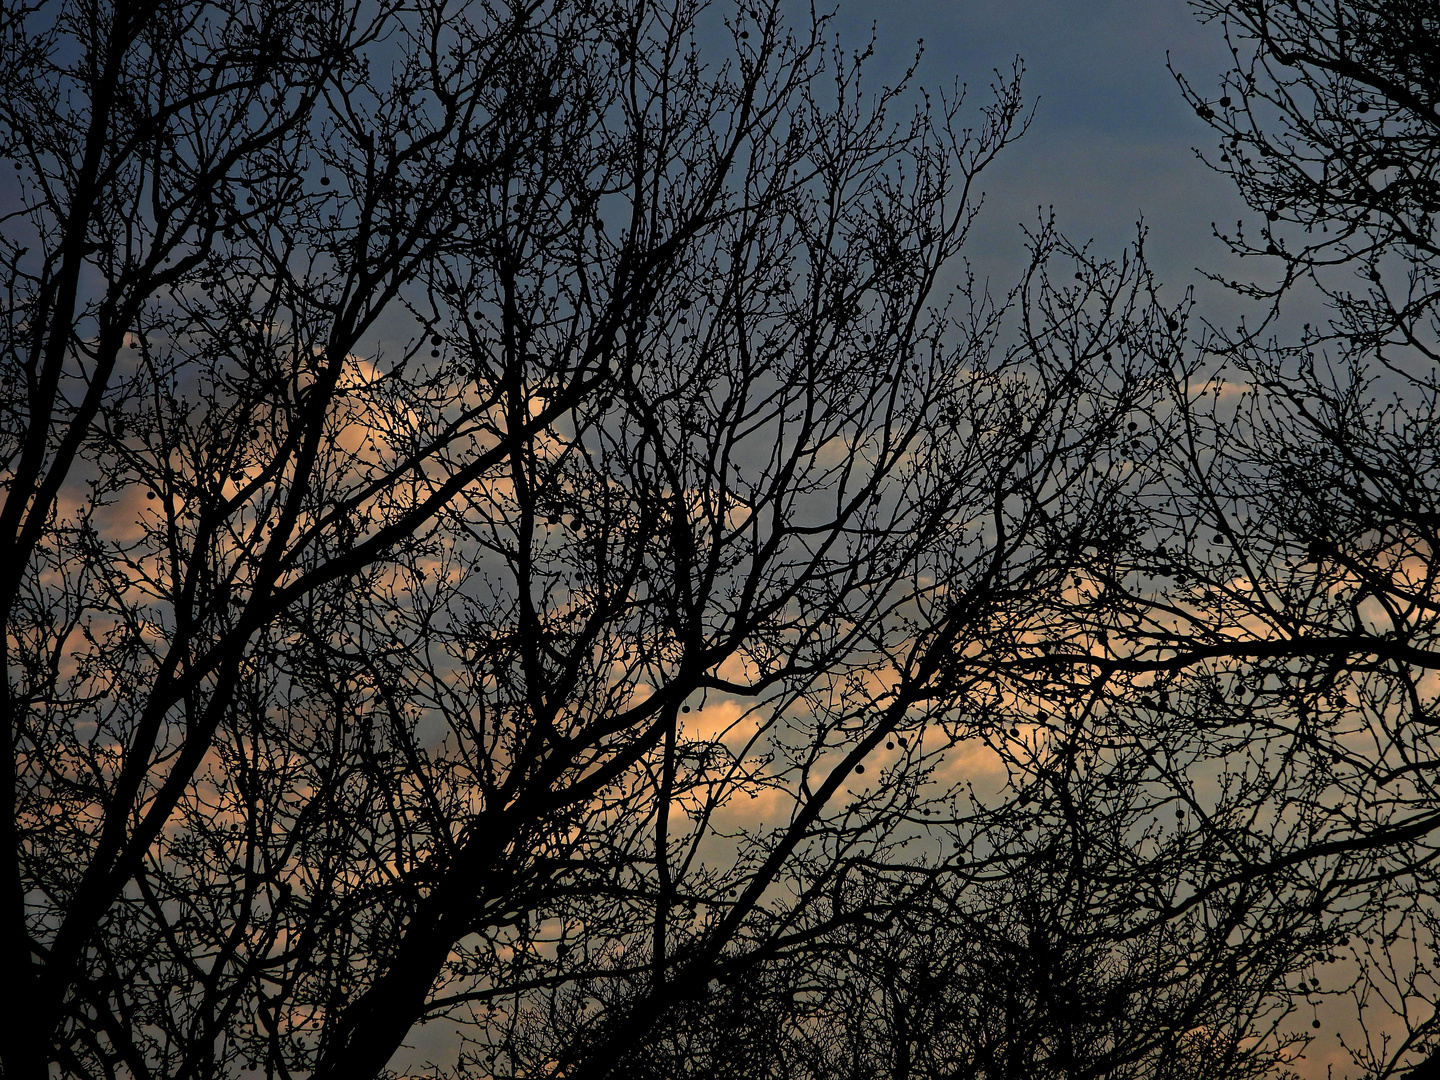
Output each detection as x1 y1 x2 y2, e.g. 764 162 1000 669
827 1 1250 302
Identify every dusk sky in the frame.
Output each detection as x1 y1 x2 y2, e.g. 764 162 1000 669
829 1 1249 311
396 7 1339 1071
812 8 1356 1075
15 1 1410 1075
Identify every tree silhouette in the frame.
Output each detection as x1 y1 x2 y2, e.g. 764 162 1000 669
1066 2 1440 1076
0 1 1181 1077
605 3 1440 1077
568 790 1314 1080
531 2 1440 1076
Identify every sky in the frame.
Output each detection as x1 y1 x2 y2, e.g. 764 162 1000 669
678 5 1348 1076
7 2 1372 1075
806 9 1359 1075
397 5 1356 1071
826 0 1250 310
390 4 1349 1074
392 6 1405 1073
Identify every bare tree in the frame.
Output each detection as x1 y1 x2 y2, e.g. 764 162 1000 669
996 2 1440 1076
496 3 1440 1076
670 5 1440 1077
460 229 1240 1080
0 0 1187 1077
585 788 1312 1080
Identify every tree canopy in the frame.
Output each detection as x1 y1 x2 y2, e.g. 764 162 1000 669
2 1 1438 1078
